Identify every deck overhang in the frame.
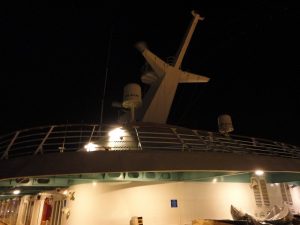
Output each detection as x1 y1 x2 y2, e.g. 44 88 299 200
1 150 300 180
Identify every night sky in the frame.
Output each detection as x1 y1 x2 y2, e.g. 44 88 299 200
1 1 299 145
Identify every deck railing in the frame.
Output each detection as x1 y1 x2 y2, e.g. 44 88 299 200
0 124 299 160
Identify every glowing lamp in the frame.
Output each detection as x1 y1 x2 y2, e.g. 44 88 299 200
108 127 125 140
255 170 264 176
84 142 98 152
13 189 20 195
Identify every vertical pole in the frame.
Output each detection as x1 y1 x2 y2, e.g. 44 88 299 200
34 126 54 155
174 11 204 69
1 131 20 160
131 106 135 122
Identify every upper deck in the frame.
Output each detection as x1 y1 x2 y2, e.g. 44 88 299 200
0 123 300 180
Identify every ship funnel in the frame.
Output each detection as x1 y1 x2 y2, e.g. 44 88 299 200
122 83 142 122
218 114 234 135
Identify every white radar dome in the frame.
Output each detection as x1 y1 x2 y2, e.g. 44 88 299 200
122 83 142 109
218 114 234 134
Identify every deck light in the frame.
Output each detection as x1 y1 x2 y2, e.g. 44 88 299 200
108 127 125 140
254 170 264 176
84 142 98 152
13 189 20 195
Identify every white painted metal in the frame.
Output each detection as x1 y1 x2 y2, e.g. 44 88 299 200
135 11 210 123
62 181 300 225
174 10 204 69
5 181 300 225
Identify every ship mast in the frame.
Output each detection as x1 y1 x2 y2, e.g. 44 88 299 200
134 10 209 124
173 10 204 69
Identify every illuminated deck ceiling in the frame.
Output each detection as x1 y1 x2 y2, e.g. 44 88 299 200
1 171 300 199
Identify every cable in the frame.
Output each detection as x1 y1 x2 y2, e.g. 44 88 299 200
100 26 113 126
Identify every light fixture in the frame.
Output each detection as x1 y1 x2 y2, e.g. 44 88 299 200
92 181 97 187
13 189 21 195
108 127 125 140
212 178 217 183
84 142 99 152
254 170 264 176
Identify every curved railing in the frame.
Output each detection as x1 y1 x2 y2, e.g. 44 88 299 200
0 123 299 160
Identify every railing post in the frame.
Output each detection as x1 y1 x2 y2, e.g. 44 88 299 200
192 130 210 151
134 126 142 150
171 128 189 151
1 131 20 160
34 126 54 155
88 125 96 143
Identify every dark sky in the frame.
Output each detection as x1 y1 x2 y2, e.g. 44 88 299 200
1 1 299 145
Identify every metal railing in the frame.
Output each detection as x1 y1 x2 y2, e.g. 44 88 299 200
0 123 299 160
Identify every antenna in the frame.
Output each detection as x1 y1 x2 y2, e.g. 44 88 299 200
100 26 113 126
173 10 204 69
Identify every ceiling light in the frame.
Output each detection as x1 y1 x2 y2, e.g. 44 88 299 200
13 189 20 195
254 170 264 176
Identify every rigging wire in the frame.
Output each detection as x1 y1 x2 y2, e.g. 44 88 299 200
100 26 113 126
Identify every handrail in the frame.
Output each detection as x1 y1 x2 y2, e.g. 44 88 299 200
0 123 299 160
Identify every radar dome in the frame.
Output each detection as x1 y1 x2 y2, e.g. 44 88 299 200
218 114 234 134
122 83 142 109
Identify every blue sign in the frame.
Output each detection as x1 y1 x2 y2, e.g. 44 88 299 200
171 199 178 208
